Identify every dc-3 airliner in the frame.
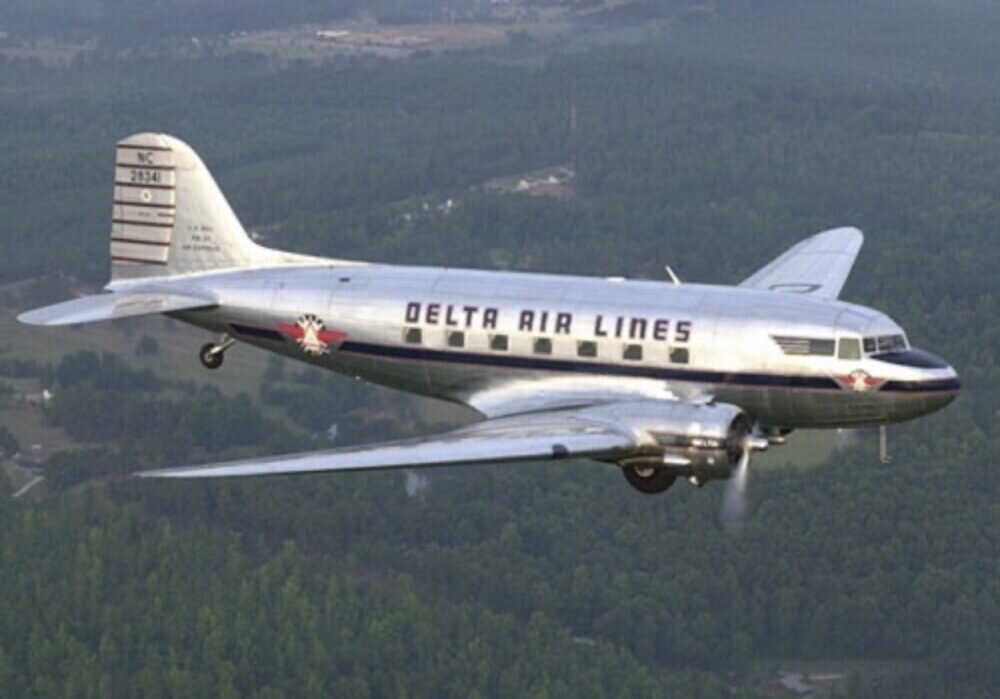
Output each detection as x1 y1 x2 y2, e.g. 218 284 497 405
19 134 959 521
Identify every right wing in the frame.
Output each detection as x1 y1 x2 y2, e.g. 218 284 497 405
740 227 863 300
137 410 638 479
17 290 216 326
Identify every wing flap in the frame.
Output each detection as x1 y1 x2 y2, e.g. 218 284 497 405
740 227 863 300
17 291 216 326
138 412 637 479
465 375 709 419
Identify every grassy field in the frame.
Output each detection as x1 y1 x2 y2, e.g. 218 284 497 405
0 404 73 454
0 283 279 456
1 304 271 396
1 460 34 492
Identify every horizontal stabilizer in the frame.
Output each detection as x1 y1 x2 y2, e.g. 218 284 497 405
740 227 863 300
17 290 216 326
137 410 637 479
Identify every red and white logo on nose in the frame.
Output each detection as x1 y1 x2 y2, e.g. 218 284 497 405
834 369 886 392
276 314 347 355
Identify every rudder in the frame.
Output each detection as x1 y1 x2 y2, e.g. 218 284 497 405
111 133 305 280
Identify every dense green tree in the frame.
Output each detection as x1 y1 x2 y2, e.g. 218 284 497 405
0 425 20 457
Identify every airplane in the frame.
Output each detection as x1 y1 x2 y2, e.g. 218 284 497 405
18 133 960 523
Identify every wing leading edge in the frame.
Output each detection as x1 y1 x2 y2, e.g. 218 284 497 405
137 410 638 479
740 227 863 300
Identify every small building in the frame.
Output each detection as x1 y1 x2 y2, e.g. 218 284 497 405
763 673 815 696
316 30 351 41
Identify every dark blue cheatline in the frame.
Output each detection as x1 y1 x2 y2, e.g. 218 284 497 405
336 340 958 394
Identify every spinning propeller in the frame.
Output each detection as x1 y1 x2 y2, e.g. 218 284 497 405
720 428 769 532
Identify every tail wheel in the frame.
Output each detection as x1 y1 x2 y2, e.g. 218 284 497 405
622 464 677 494
199 343 224 370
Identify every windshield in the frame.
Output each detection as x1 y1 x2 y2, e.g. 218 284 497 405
864 334 908 354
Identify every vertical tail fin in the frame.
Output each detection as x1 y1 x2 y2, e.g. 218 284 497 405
111 133 321 281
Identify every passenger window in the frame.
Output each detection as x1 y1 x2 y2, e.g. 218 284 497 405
838 338 861 360
403 327 422 344
489 334 509 351
622 344 643 361
447 331 465 348
669 347 689 364
577 340 597 358
533 337 553 355
863 337 876 353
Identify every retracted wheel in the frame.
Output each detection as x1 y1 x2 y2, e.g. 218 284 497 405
622 464 677 494
199 343 225 370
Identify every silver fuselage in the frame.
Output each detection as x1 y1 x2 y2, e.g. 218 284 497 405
167 263 959 429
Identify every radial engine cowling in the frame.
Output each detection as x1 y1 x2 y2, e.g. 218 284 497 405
612 401 753 483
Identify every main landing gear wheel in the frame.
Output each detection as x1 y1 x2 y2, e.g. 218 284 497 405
199 334 235 370
622 464 677 494
199 343 224 369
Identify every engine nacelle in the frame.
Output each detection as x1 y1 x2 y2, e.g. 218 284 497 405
609 401 752 484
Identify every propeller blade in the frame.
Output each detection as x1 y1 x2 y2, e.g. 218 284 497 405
720 448 751 532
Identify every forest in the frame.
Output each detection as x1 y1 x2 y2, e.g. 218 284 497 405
0 0 997 696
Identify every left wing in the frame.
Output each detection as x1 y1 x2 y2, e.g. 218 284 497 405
137 409 638 479
740 227 863 300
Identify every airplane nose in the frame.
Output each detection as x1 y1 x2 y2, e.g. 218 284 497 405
917 352 960 413
937 363 960 406
873 348 960 418
945 363 959 384
945 360 960 388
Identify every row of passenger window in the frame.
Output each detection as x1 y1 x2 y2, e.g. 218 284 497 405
402 327 690 364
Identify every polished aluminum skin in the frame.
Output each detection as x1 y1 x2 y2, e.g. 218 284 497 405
18 133 960 489
163 263 958 430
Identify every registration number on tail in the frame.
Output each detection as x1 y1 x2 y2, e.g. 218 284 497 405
128 168 163 185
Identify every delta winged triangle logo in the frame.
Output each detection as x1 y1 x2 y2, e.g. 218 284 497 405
295 314 329 355
834 369 886 393
276 314 348 355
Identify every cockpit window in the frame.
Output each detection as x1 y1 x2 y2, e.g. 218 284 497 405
882 335 906 352
866 334 907 354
